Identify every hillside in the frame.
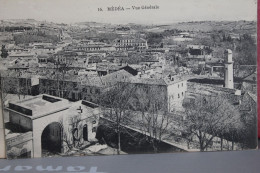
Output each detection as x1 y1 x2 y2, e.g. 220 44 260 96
155 21 257 34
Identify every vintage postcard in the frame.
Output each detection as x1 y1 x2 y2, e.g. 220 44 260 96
0 0 257 159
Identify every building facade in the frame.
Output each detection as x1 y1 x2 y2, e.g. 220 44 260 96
5 95 100 158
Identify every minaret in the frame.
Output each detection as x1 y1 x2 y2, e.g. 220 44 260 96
224 49 234 89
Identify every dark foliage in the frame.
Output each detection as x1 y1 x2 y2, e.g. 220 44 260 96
1 45 8 58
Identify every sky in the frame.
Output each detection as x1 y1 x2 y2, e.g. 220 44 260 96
0 0 257 24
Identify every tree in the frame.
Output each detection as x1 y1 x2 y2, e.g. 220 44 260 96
182 93 241 151
237 92 258 149
234 34 257 65
38 56 79 100
0 74 31 102
59 113 85 154
13 33 59 44
98 82 136 154
146 32 164 46
57 103 101 156
1 76 18 101
43 57 77 99
98 81 176 153
130 85 172 153
1 45 8 58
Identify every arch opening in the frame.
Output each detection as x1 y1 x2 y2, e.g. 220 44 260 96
83 124 88 141
41 122 62 156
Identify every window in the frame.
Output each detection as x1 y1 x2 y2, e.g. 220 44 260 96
182 92 184 97
72 92 76 100
92 120 96 124
203 97 207 104
72 128 79 141
92 127 97 133
83 125 88 141
178 94 180 98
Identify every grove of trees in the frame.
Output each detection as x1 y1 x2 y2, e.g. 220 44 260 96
182 93 252 151
13 33 59 44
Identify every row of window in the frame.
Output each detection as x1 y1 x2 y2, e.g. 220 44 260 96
170 92 185 100
9 49 26 52
118 40 146 43
116 43 146 46
77 47 101 51
177 83 184 88
116 47 146 50
74 124 97 141
38 59 48 63
36 48 55 51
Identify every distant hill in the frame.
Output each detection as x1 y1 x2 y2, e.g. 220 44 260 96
0 19 68 29
156 21 257 34
1 19 40 26
74 21 111 28
1 19 256 35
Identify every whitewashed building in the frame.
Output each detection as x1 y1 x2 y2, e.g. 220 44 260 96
5 94 100 158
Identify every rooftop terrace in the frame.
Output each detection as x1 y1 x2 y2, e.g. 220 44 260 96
8 94 70 119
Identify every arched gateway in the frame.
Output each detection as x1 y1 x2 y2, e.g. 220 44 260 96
41 122 63 155
6 94 100 158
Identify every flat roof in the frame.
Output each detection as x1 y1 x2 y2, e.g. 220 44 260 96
8 94 70 119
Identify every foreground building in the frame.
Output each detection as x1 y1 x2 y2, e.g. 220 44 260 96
5 94 100 158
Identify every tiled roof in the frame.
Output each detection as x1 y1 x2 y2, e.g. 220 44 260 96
101 69 133 83
9 53 35 57
40 73 104 87
186 82 241 105
126 76 166 85
243 72 257 82
187 82 237 95
37 53 49 59
80 76 103 87
96 64 127 71
187 45 207 49
124 74 189 86
247 92 257 103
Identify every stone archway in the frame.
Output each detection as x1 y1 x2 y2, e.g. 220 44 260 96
41 122 62 156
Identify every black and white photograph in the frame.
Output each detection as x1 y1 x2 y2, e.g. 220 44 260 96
0 0 257 159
